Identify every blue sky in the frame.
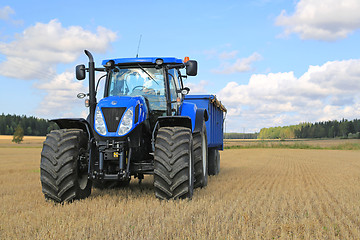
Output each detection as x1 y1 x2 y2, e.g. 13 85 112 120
1 0 360 132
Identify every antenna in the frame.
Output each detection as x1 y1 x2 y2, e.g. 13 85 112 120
136 34 142 58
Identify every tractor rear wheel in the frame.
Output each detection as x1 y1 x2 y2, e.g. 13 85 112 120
154 127 194 200
40 129 92 203
208 148 220 175
193 121 208 188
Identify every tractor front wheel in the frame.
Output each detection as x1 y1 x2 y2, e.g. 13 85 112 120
40 129 92 203
154 127 194 200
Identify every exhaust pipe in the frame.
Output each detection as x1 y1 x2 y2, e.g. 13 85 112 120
84 50 96 128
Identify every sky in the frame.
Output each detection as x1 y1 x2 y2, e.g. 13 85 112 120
1 0 360 133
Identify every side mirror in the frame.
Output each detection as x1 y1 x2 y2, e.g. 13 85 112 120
186 60 197 76
77 93 87 99
181 87 190 95
76 64 86 80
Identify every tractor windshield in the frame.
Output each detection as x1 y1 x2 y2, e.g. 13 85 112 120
107 66 166 111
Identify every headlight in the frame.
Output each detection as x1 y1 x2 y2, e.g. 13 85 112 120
95 107 107 135
118 107 133 136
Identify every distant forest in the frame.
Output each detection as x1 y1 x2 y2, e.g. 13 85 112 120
258 119 360 139
0 113 58 136
224 133 258 139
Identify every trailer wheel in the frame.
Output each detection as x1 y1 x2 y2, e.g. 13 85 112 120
193 121 208 188
40 129 92 203
154 127 194 200
208 148 220 175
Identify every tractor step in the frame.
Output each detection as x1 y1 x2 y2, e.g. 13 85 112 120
131 161 154 173
103 174 121 180
92 172 128 181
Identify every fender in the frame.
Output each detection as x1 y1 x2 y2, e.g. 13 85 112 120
193 108 209 133
51 118 94 139
179 102 196 131
157 116 192 129
152 116 192 152
180 102 208 133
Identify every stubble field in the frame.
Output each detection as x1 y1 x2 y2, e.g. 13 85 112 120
1 137 360 239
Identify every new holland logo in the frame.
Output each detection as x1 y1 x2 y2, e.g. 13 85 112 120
111 101 117 105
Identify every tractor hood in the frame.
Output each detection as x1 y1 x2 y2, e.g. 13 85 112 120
94 96 148 137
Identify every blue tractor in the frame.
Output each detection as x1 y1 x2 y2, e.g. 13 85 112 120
40 50 226 203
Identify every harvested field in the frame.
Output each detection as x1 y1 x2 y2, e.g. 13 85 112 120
1 144 360 238
0 135 45 148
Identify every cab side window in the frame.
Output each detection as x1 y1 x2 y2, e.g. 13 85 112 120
168 69 181 115
169 69 182 98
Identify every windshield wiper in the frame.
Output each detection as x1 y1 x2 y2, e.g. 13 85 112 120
137 64 159 85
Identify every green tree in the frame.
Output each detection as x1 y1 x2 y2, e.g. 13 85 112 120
340 120 350 137
26 126 32 135
12 125 24 144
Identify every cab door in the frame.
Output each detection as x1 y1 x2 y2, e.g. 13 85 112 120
168 69 182 115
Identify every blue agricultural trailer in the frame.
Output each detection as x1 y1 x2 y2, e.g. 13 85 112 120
40 50 226 203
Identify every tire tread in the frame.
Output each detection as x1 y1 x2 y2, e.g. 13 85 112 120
154 127 193 200
40 129 91 203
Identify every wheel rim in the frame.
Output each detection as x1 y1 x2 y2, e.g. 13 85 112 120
78 174 88 190
189 140 193 193
202 133 207 177
78 149 89 190
189 146 192 185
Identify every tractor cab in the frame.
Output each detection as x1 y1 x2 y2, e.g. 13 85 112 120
92 57 196 138
104 63 168 129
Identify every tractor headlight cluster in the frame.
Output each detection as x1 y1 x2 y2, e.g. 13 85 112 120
118 107 133 136
95 107 107 135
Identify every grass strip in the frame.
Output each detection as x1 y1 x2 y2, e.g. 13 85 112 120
225 142 360 150
0 146 43 149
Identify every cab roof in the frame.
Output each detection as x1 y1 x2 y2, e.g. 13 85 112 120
102 57 183 66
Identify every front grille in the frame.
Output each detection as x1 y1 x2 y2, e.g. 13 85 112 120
101 107 126 132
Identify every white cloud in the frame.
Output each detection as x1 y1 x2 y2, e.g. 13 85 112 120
0 6 14 20
0 5 22 25
218 59 360 132
0 19 117 79
219 50 238 60
276 0 360 41
0 19 117 118
185 80 209 94
35 71 86 117
0 56 56 80
213 52 262 74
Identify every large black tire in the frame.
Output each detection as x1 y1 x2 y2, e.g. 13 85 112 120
154 127 194 200
40 129 92 203
193 121 208 188
208 148 220 175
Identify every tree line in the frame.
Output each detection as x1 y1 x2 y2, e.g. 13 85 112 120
258 119 360 139
224 133 258 139
0 113 58 136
